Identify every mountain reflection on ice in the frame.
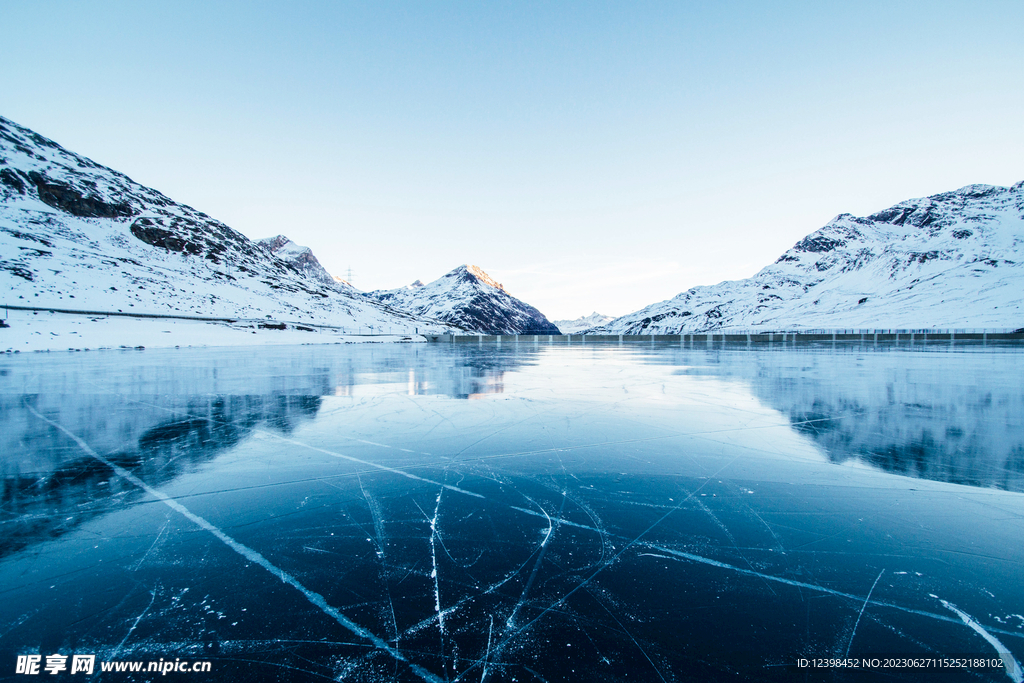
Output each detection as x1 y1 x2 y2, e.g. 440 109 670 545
663 345 1024 493
0 341 1022 682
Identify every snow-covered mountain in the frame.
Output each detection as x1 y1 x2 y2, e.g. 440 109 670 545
366 265 561 334
592 182 1024 334
552 312 615 334
0 116 452 333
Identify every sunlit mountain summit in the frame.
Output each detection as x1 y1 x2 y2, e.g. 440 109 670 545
367 264 561 334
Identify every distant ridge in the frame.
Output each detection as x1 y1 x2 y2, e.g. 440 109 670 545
590 182 1024 334
553 312 615 334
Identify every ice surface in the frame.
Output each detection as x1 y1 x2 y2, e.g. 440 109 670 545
1 341 1022 681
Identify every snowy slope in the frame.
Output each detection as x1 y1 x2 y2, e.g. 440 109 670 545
593 182 1024 334
367 265 561 334
553 312 615 334
0 116 454 334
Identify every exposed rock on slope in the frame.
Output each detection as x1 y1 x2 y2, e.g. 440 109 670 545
592 182 1024 333
367 265 561 334
0 115 452 333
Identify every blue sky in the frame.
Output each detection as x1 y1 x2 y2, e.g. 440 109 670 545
3 1 1022 319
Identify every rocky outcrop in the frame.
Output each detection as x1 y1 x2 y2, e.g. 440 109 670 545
28 171 135 218
257 234 342 289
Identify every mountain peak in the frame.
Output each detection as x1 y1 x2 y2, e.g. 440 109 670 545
447 264 505 291
255 235 342 288
259 234 297 252
367 265 558 334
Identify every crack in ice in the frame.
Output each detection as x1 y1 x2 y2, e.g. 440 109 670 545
505 493 563 630
111 585 157 659
845 568 884 657
454 469 728 682
358 474 399 646
481 615 493 683
647 545 1023 639
941 600 1024 682
25 401 443 683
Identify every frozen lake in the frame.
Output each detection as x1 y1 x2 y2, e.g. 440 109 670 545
2 341 1023 681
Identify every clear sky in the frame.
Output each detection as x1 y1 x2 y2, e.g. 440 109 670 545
3 1 1022 320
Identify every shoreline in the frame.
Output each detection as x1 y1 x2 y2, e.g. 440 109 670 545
1 309 424 352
